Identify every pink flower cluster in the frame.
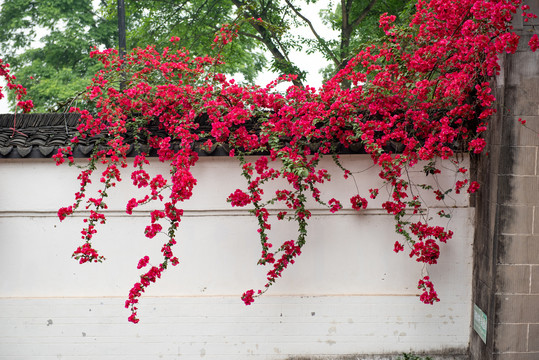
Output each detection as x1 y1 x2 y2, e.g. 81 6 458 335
0 59 34 112
418 276 440 305
72 243 104 264
350 195 368 211
228 189 251 207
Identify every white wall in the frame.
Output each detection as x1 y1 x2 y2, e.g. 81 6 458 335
0 155 473 359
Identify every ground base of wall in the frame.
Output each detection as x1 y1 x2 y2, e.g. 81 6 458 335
287 354 469 360
1 296 470 360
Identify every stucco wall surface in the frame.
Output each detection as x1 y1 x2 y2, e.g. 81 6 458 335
0 155 473 359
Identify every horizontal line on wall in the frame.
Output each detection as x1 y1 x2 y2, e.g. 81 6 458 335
0 209 393 217
0 293 422 300
0 207 469 218
499 232 535 236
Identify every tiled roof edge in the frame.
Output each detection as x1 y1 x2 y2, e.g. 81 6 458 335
0 113 371 159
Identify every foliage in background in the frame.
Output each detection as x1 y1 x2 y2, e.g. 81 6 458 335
222 0 413 86
0 0 410 110
318 0 416 80
103 0 414 85
102 0 267 82
0 0 117 111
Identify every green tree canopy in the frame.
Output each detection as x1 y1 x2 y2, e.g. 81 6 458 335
0 0 117 111
113 0 267 82
0 0 412 111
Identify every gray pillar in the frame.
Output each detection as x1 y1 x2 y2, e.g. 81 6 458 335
470 2 539 359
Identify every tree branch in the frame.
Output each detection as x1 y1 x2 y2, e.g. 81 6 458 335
350 0 379 29
230 0 303 86
283 0 339 66
237 30 264 42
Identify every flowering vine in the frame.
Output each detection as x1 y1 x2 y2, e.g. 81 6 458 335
47 0 539 322
0 59 34 113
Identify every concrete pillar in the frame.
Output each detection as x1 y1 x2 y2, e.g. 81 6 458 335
470 2 539 359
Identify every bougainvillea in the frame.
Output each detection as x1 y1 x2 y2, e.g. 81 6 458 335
0 58 34 113
31 0 536 323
